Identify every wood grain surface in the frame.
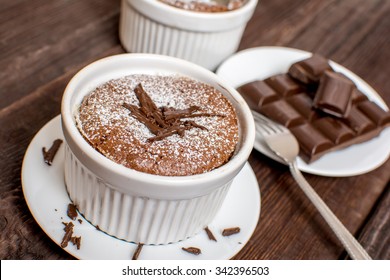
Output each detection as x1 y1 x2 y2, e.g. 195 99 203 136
0 0 389 260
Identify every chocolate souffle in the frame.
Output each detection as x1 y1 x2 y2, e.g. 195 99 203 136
75 74 239 176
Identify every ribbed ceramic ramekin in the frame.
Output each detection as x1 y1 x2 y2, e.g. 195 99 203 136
61 54 255 245
119 0 258 70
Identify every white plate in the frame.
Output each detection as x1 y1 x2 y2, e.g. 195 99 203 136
217 46 390 177
21 115 261 260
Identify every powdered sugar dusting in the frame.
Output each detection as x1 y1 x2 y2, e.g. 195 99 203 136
76 74 239 176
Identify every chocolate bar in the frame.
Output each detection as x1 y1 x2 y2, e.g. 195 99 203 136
237 58 390 163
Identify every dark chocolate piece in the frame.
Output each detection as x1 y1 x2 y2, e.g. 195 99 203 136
289 55 332 84
61 222 74 248
287 93 321 121
351 88 368 104
265 74 303 96
260 99 305 128
42 139 63 166
313 71 355 117
205 227 217 241
132 243 144 260
182 247 202 255
358 100 390 126
71 236 81 250
67 203 78 221
222 227 241 236
237 80 279 110
342 106 376 135
290 123 334 159
313 117 355 144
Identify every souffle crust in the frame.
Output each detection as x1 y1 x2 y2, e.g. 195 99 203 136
75 74 239 176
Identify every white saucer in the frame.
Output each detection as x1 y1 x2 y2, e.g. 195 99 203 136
217 46 390 177
21 115 261 260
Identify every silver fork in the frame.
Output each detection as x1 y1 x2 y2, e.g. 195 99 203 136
252 110 372 260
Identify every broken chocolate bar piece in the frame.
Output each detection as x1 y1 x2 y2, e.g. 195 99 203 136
236 80 279 110
313 71 355 117
259 99 305 128
289 55 332 84
265 74 303 96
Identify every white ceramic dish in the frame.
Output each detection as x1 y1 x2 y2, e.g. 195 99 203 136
119 0 258 70
62 54 255 245
216 46 390 177
21 115 261 260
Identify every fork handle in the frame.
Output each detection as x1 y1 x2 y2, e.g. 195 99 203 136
289 161 372 260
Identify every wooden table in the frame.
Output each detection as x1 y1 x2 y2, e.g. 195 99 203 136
1 0 389 260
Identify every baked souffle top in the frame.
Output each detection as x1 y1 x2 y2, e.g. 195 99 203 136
75 74 239 176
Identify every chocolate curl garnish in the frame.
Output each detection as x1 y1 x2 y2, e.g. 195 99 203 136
163 105 201 120
134 83 158 113
132 243 144 260
134 84 168 128
148 126 188 142
182 247 202 255
184 120 208 131
123 103 161 135
42 139 63 166
123 83 224 142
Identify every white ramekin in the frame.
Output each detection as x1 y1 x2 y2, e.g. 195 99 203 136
61 54 255 245
119 0 258 70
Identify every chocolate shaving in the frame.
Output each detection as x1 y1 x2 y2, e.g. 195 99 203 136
67 203 78 221
71 236 81 250
123 83 223 141
132 243 144 260
182 247 202 255
61 222 74 248
222 227 241 236
205 227 217 242
122 103 161 135
42 139 63 166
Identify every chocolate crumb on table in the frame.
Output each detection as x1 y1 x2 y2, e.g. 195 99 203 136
42 139 63 166
67 203 78 221
182 247 202 255
222 227 241 236
205 226 217 241
78 219 82 224
132 243 144 260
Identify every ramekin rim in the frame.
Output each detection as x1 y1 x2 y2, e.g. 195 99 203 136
125 0 259 31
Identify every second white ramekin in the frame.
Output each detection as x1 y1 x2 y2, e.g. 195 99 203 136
61 54 255 245
119 0 258 70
